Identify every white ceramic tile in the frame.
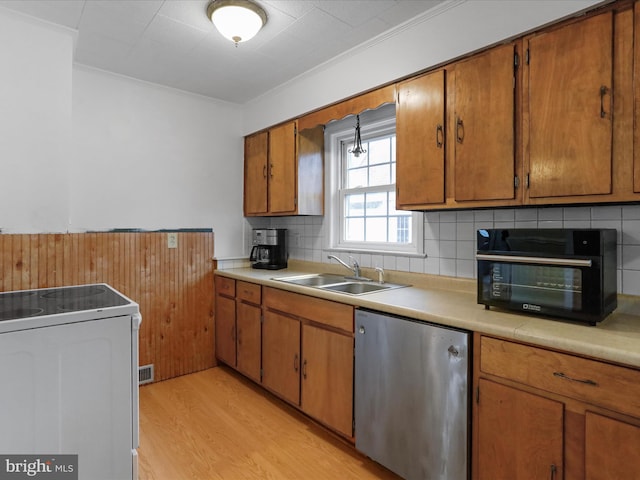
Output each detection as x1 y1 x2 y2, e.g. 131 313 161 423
563 220 591 229
515 208 537 221
424 220 440 240
515 221 537 228
410 257 425 273
383 255 397 270
371 254 384 268
622 220 640 245
456 222 475 241
440 240 456 259
538 220 563 228
456 240 475 260
456 259 474 279
425 257 440 275
425 240 440 258
396 256 410 272
440 211 457 223
440 258 456 277
424 211 440 223
456 210 474 222
474 210 494 222
563 206 591 221
359 253 372 268
440 222 457 241
622 245 640 270
494 209 515 222
494 221 515 229
538 207 563 221
591 205 622 220
591 219 621 233
622 269 640 296
623 205 640 220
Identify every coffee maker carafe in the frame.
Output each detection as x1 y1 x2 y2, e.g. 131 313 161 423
250 228 288 270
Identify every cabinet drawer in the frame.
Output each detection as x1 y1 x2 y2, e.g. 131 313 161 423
215 276 235 297
480 336 640 418
263 287 353 333
237 281 261 304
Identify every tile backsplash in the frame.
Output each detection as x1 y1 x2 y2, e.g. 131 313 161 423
244 204 640 296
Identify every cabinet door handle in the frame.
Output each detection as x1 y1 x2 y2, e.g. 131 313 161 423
293 354 299 372
456 117 464 144
436 124 444 148
302 359 307 379
600 85 609 118
269 163 274 178
550 464 557 480
553 371 598 386
262 165 267 179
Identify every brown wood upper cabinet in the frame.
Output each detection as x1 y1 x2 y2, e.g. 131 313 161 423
244 121 324 217
395 43 519 210
396 69 446 208
524 12 614 201
452 42 518 204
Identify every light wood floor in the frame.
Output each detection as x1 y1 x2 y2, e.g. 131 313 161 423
137 366 401 480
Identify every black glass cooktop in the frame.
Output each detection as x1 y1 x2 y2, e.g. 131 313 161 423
0 285 130 322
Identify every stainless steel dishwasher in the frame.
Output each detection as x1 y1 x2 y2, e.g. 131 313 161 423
355 309 470 480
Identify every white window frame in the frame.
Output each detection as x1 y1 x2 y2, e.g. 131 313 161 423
326 107 424 256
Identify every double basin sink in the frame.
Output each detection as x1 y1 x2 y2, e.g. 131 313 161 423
273 273 409 295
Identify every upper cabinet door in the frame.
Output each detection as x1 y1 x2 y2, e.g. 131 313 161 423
244 131 269 216
454 43 517 202
396 70 446 208
526 12 613 199
635 3 640 194
268 121 297 214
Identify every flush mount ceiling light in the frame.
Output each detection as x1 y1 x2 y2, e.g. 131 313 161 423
207 0 267 46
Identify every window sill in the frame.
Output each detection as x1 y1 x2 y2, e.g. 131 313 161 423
326 247 427 258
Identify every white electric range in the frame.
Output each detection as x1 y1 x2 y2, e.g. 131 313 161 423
0 284 141 480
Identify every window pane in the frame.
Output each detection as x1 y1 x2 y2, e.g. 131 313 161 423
345 193 365 217
347 167 367 188
389 216 411 243
366 192 387 216
369 164 391 186
347 149 367 169
388 192 410 216
368 138 391 165
366 217 387 242
345 218 364 241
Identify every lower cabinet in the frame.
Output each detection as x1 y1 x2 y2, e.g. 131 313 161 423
214 276 236 367
214 276 355 439
262 309 301 405
473 333 640 480
262 287 355 438
301 323 354 438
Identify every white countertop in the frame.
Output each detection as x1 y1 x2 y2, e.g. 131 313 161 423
215 261 640 369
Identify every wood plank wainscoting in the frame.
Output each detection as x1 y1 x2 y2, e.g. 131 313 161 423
0 230 215 382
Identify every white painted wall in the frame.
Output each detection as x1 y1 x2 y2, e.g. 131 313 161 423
71 67 245 258
242 0 604 133
0 9 73 233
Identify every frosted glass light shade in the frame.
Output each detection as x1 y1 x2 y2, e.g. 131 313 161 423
207 0 267 44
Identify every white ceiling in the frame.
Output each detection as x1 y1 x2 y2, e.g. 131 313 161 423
0 0 445 104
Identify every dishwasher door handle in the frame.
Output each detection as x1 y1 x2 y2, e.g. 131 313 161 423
358 325 365 334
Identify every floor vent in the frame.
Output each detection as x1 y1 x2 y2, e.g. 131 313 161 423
139 364 154 385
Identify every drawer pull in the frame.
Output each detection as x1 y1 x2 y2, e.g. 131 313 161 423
550 464 557 480
553 371 597 386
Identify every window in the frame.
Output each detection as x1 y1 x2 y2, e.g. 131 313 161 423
327 105 423 255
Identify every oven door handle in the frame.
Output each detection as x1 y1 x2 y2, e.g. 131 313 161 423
476 254 592 268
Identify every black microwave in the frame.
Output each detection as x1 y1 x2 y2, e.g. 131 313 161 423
477 229 617 325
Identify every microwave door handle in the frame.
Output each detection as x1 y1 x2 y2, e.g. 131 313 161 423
475 254 592 268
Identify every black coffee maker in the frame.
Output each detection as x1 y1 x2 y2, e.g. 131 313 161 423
250 228 288 270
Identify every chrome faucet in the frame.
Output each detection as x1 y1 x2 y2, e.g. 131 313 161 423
327 255 370 281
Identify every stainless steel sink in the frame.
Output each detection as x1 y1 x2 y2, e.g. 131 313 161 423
273 273 347 287
319 282 395 294
273 273 409 295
